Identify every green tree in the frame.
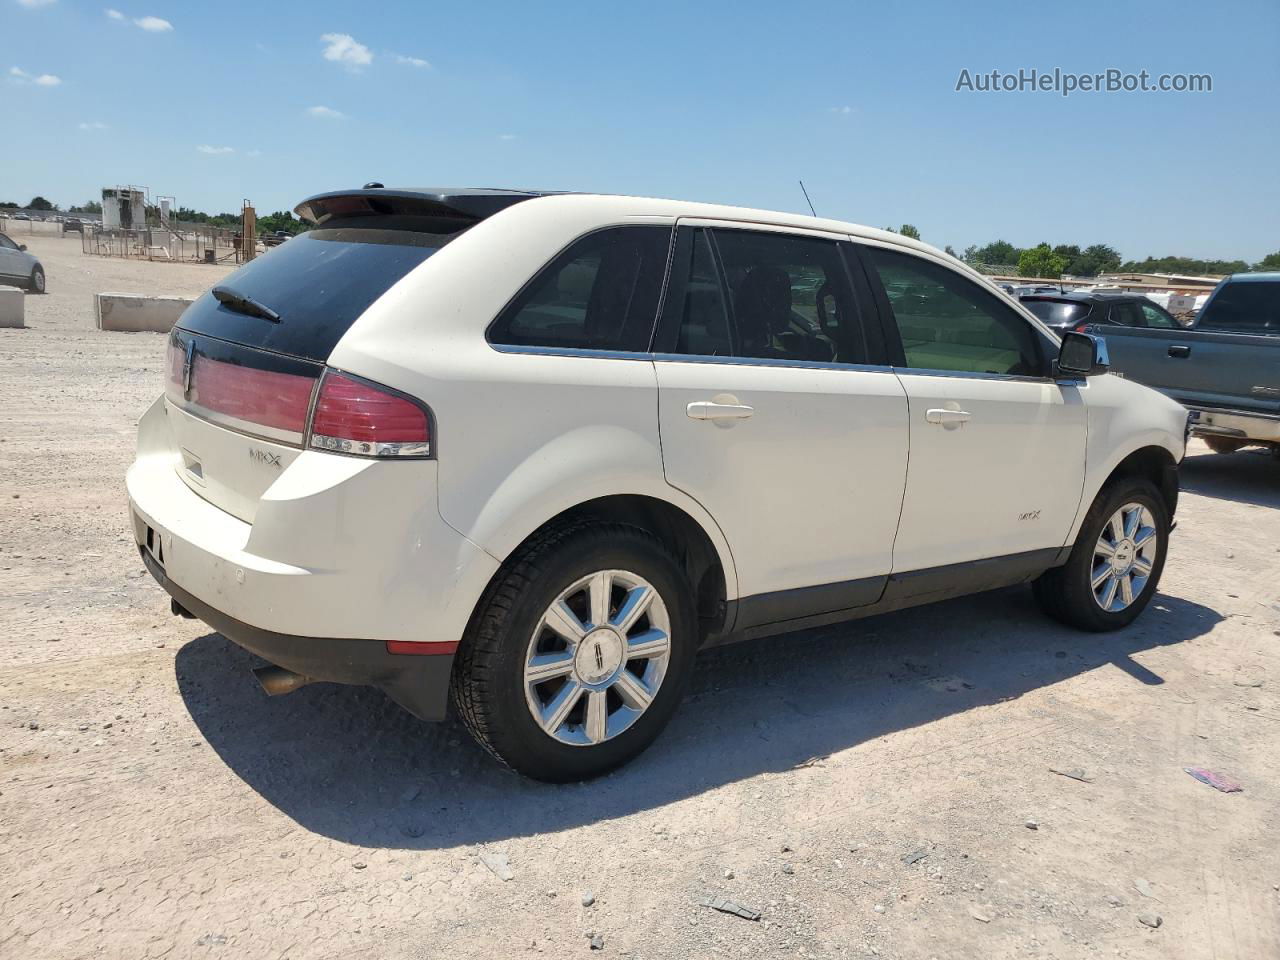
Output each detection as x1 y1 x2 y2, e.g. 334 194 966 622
1018 243 1068 278
973 239 1022 267
256 210 309 236
1118 254 1248 275
27 196 56 211
898 224 921 240
1077 243 1121 275
944 244 958 258
1253 251 1280 271
0 201 17 209
961 244 979 262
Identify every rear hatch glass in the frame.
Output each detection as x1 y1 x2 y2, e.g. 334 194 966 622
175 226 450 360
1022 299 1091 326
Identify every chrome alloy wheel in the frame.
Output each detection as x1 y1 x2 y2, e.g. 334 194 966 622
1091 502 1158 612
523 569 671 746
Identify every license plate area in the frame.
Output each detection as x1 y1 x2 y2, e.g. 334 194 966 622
137 516 165 568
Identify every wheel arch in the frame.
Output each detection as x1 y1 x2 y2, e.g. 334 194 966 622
483 493 735 642
1069 441 1179 545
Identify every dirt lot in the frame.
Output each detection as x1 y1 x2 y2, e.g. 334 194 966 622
2 235 1278 960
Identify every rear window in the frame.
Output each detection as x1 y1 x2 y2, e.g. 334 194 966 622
175 227 450 361
489 226 672 352
1198 280 1280 333
1022 299 1091 326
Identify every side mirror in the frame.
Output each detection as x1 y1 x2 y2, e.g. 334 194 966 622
18 244 27 252
1057 331 1109 377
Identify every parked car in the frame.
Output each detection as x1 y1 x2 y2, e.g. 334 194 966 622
1090 273 1280 455
12 213 31 221
0 232 46 292
63 217 84 233
1021 291 1180 334
127 188 1189 781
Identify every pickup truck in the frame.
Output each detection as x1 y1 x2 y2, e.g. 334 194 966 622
1091 273 1280 455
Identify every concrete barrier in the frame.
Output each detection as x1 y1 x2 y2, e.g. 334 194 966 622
95 292 194 333
0 285 24 329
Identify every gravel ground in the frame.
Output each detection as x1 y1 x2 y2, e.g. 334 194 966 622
2 235 1278 959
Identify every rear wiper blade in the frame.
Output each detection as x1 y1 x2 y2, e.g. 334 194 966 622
212 285 281 323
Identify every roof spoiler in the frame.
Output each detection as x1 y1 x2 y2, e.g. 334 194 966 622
293 187 551 226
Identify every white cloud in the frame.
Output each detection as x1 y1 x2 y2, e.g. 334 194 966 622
105 7 124 18
393 54 430 68
18 0 58 8
828 105 854 115
9 66 61 86
197 144 234 154
498 133 517 141
246 148 262 157
79 120 108 130
134 14 172 31
321 33 372 70
306 105 345 119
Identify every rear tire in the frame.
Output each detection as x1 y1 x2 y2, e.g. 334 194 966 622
451 520 696 782
1033 478 1169 632
29 265 46 294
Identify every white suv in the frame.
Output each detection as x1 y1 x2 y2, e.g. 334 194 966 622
127 188 1189 781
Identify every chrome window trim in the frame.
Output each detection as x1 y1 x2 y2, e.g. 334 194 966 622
488 343 653 362
889 366 1065 386
651 352 895 375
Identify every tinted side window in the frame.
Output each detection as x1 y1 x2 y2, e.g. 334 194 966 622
864 247 1043 376
491 226 671 351
665 228 865 364
0 234 16 250
1108 302 1143 326
1139 303 1177 328
1198 281 1280 333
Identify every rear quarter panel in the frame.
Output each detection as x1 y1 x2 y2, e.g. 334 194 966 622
326 198 740 599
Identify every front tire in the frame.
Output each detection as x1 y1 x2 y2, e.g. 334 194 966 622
29 265 46 294
452 520 696 782
1033 478 1169 631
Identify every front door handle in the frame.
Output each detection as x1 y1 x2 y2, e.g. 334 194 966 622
687 401 755 421
925 408 972 425
1168 344 1191 358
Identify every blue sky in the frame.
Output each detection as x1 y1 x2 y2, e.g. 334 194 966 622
3 0 1277 261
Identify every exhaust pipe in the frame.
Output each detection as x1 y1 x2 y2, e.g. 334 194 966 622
253 664 314 696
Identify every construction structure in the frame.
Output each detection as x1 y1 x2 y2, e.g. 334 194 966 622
83 185 262 265
101 186 147 231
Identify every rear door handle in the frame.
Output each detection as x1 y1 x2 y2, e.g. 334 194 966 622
1168 344 1191 358
687 401 755 421
925 408 972 425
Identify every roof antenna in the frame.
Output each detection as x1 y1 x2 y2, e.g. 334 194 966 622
798 179 817 218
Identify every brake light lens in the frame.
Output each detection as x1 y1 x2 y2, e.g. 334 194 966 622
165 338 316 442
1073 322 1090 332
308 372 431 458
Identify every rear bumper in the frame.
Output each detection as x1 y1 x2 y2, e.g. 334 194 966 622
140 549 452 720
1188 406 1280 443
125 394 502 721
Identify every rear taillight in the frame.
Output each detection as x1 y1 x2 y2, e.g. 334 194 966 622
308 371 431 458
1073 322 1090 332
166 339 316 443
164 339 430 458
